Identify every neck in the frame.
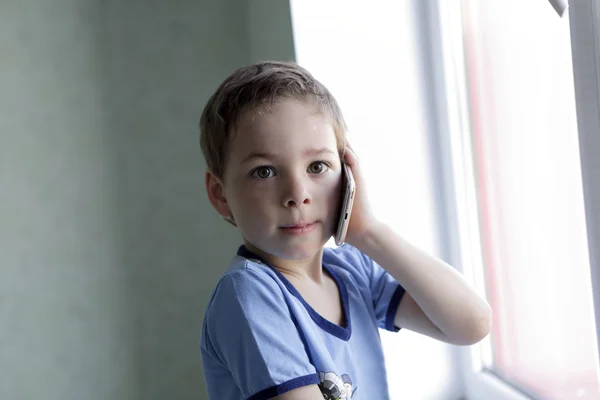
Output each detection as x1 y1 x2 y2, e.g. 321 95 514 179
243 241 326 284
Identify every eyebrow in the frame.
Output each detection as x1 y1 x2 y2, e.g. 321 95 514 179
242 147 337 163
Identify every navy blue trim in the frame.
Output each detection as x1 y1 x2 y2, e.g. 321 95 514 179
385 285 406 332
237 245 352 341
248 373 320 400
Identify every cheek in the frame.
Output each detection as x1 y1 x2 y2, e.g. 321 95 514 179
230 184 273 219
321 174 343 211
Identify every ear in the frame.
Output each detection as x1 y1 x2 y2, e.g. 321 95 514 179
205 169 232 219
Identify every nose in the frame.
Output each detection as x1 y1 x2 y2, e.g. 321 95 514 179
282 175 312 208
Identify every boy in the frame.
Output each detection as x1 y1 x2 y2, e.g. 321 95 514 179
199 61 491 400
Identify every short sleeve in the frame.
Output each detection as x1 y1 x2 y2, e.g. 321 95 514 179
202 269 320 399
357 248 406 332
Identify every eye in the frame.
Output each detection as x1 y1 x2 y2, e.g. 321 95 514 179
251 166 275 179
308 161 330 174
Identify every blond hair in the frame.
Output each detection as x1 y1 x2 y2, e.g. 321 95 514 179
199 61 347 180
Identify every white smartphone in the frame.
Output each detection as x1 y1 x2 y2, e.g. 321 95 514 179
334 163 356 246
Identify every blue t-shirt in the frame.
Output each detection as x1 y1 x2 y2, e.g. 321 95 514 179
200 244 406 400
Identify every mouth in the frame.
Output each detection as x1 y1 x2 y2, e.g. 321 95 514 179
279 221 318 234
281 221 315 229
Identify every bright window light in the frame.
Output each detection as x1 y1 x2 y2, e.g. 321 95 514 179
291 1 462 398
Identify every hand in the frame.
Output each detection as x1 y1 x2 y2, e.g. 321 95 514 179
342 141 380 248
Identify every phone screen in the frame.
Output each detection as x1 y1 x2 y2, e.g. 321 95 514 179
334 163 356 246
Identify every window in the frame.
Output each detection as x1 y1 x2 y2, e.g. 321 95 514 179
437 0 600 398
291 0 600 398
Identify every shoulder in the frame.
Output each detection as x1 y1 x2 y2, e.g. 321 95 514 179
201 254 314 364
205 255 285 313
323 243 373 283
201 255 290 348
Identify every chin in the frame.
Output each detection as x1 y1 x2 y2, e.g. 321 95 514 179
243 226 330 260
286 236 333 259
256 240 324 262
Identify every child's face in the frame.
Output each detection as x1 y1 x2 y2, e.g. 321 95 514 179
221 98 343 260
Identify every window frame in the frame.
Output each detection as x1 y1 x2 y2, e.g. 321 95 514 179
569 5 600 389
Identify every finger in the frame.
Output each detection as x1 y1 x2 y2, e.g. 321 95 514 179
343 144 359 167
345 140 359 159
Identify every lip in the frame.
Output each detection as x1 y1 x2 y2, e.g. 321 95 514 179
280 221 318 235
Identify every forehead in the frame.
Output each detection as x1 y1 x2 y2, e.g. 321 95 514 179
229 99 338 160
